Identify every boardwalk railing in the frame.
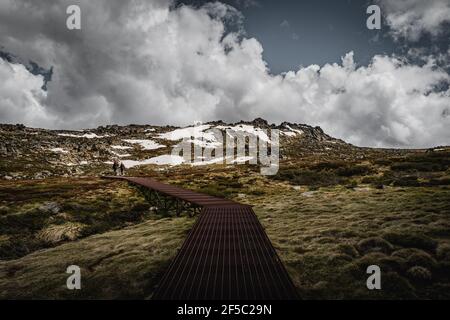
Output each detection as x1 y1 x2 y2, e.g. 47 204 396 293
103 176 299 300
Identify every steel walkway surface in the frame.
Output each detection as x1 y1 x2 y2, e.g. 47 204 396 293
104 176 299 300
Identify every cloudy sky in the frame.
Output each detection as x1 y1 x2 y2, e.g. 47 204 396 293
0 0 449 148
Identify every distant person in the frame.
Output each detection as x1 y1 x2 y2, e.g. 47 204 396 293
120 162 125 176
112 159 119 176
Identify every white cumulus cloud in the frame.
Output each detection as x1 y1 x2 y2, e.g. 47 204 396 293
0 59 54 127
0 0 449 148
377 0 450 41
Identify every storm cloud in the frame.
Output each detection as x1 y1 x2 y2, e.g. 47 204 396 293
0 0 449 148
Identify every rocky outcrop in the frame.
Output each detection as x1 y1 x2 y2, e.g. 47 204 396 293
0 118 355 180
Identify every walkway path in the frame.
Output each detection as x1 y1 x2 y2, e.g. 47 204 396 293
104 176 299 300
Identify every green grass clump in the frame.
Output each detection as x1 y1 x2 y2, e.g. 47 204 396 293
0 217 194 299
383 232 438 252
436 244 450 262
197 185 232 198
391 162 444 172
356 237 394 254
392 176 420 187
249 185 450 299
0 178 153 260
335 165 371 177
272 168 345 187
406 266 432 282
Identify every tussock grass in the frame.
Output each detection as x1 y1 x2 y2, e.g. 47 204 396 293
0 216 194 299
0 178 152 260
1 149 449 299
245 185 450 299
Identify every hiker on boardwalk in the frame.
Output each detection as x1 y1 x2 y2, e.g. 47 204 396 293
120 162 126 176
112 159 119 175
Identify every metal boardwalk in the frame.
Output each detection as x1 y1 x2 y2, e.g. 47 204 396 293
105 176 299 300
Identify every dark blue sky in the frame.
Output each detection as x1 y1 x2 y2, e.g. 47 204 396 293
179 0 398 73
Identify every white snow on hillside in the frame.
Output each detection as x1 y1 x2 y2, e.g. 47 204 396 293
118 155 185 168
122 139 165 150
158 125 222 148
58 133 111 139
191 156 226 166
185 138 222 148
230 156 254 164
49 148 68 153
281 131 296 137
190 155 254 166
158 125 216 141
217 124 271 142
111 150 131 158
104 153 254 169
159 123 275 148
111 145 132 150
284 124 304 135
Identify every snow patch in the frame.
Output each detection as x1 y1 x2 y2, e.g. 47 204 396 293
158 125 222 148
122 139 165 150
111 150 131 158
191 156 226 166
230 156 254 164
58 133 111 139
216 124 271 142
49 148 68 154
185 138 222 148
119 155 185 168
191 155 253 166
158 125 215 141
111 145 132 150
284 124 304 135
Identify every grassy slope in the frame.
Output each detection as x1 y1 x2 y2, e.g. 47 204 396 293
0 150 449 299
0 178 155 260
0 216 193 299
0 177 194 299
248 186 450 299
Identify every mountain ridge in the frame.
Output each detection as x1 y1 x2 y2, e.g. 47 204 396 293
1 119 448 180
